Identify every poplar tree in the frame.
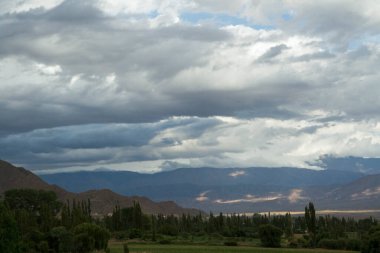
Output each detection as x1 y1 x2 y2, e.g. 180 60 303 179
305 202 317 247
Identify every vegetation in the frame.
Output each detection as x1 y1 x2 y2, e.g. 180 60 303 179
305 202 317 247
0 202 21 253
259 224 283 247
0 189 110 253
361 225 380 253
1 188 379 253
103 201 380 252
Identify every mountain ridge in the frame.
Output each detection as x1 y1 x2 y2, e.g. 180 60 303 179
0 160 200 216
40 165 380 214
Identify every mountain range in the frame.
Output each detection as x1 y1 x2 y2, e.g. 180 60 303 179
0 160 199 216
2 159 380 217
40 166 380 216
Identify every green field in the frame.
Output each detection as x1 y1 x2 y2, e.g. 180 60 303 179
109 242 358 253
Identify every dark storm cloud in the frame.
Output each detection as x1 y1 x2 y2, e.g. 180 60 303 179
45 0 105 22
256 44 289 62
169 81 307 118
0 117 223 169
0 1 232 134
289 51 334 62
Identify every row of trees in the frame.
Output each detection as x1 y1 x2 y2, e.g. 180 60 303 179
1 189 379 253
103 201 379 252
0 189 110 253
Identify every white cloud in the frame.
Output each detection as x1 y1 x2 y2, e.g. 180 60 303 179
0 0 64 14
214 194 283 204
352 187 380 200
229 171 246 178
1 1 380 171
35 63 62 75
195 191 210 202
288 189 307 203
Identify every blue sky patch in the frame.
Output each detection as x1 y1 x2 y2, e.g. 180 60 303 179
181 11 274 30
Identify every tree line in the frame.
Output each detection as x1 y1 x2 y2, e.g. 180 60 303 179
0 189 109 253
104 201 379 252
1 189 380 253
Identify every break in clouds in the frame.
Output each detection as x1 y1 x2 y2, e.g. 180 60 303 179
1 0 380 173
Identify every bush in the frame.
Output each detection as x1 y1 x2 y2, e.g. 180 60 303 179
180 232 190 239
38 241 49 253
288 238 299 248
361 228 380 253
317 238 346 250
73 223 110 251
159 224 179 236
73 233 95 253
159 239 171 244
224 241 238 246
112 231 128 240
128 228 142 239
123 243 129 253
298 237 309 248
258 224 283 248
49 226 74 253
346 238 361 251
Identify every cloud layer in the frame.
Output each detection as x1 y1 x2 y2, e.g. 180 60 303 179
0 0 380 172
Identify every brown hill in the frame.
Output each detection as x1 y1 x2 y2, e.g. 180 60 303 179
0 160 58 193
0 160 199 216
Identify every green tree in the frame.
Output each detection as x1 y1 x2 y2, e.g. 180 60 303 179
305 202 317 247
284 212 293 238
362 225 380 253
258 224 283 248
4 189 61 233
61 199 92 229
73 233 94 253
48 226 73 253
0 202 21 253
73 223 110 251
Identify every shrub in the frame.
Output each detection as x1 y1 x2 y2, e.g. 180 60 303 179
361 229 380 253
73 233 95 253
298 237 309 248
258 224 283 248
224 241 238 246
73 223 110 251
159 239 171 244
38 241 49 253
159 224 179 236
49 226 74 253
288 238 299 248
317 238 345 250
180 232 191 239
112 231 128 240
128 228 142 239
346 238 361 251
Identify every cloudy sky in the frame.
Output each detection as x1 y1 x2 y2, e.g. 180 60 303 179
1 0 380 173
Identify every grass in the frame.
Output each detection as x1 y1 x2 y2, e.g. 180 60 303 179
109 242 358 253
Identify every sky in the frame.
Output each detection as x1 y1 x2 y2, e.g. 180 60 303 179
1 0 380 174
